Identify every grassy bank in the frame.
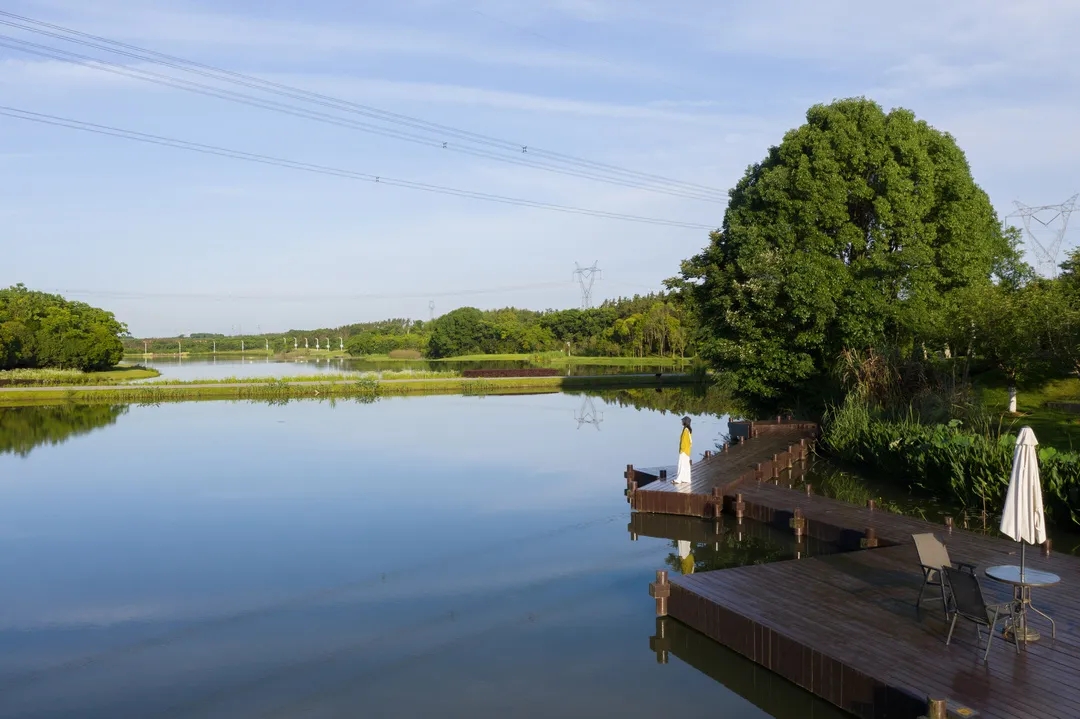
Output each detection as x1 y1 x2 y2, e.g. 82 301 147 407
976 375 1080 450
0 365 160 387
0 373 697 407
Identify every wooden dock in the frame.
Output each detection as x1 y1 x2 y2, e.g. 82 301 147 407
625 418 819 518
629 419 1080 719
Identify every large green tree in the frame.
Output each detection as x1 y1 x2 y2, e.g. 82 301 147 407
0 285 127 371
680 97 1017 399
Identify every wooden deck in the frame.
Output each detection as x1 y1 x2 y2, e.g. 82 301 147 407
626 418 819 517
629 418 1080 718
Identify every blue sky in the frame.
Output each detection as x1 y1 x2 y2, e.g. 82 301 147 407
1 0 1077 336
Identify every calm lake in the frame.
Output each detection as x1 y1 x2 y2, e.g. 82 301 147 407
0 390 847 719
131 356 685 382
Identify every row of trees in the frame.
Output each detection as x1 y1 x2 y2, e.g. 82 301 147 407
346 295 693 359
0 285 127 371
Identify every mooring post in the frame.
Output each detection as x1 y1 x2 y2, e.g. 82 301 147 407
866 499 876 511
626 480 637 504
755 463 763 481
861 527 879 549
704 450 712 459
1043 539 1052 556
733 493 745 520
789 508 805 538
710 486 724 518
722 442 729 453
944 516 953 534
925 698 946 719
771 455 780 479
786 447 794 470
649 570 670 617
805 483 813 496
625 464 636 491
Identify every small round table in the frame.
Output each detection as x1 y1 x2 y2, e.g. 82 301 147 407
984 565 1059 642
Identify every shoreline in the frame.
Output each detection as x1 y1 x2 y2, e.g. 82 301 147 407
0 373 698 407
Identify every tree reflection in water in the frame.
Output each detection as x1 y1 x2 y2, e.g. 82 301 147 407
0 404 127 456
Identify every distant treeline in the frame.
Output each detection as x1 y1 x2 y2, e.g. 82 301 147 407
126 293 698 360
1 285 126 371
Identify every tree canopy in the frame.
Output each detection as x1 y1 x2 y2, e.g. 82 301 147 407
0 285 127 371
680 97 1018 398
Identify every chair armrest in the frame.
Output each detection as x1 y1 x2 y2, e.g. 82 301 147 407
956 561 977 574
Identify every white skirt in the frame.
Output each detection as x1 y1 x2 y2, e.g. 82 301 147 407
674 452 692 483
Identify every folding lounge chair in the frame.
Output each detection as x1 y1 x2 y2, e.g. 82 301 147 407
913 532 976 612
942 566 1019 660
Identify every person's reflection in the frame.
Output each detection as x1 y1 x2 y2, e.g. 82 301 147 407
678 540 696 575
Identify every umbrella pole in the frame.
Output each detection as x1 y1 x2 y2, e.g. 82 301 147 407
1021 541 1026 582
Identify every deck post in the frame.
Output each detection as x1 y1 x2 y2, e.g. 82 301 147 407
649 570 670 617
733 493 745 520
866 499 876 511
1043 539 1052 556
860 527 878 549
722 442 729 453
659 469 667 480
771 455 780 479
704 450 712 459
626 480 637 504
786 447 794 470
710 487 724 519
944 516 953 534
755 463 763 481
805 483 813 496
925 698 946 719
625 464 636 490
789 508 805 537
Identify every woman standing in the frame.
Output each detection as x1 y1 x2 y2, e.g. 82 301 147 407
674 416 692 484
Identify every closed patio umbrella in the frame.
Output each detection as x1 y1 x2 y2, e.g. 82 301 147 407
999 426 1047 581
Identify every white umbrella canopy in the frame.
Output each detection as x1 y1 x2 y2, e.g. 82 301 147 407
999 426 1046 580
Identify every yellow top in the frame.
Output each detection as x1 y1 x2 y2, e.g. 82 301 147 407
679 427 691 456
680 552 695 575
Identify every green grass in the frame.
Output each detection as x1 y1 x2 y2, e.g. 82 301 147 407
0 365 161 386
976 374 1080 451
0 373 699 407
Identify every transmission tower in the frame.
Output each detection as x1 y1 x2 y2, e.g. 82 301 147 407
1009 195 1078 277
574 395 603 430
429 301 435 322
572 262 602 309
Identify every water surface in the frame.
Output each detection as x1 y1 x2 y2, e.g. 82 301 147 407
0 391 844 719
132 356 685 382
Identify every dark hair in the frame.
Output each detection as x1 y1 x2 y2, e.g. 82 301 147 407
682 416 692 432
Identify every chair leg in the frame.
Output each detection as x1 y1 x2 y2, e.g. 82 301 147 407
984 609 999 661
1009 613 1021 654
946 613 959 646
939 575 949 614
915 570 930 607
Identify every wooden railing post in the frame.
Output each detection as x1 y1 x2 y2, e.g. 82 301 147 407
649 570 670 617
789 508 805 538
733 493 745 520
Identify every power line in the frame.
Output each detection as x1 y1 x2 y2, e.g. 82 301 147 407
0 106 716 230
0 34 721 204
43 282 576 303
0 10 726 201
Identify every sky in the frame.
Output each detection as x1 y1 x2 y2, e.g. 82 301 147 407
1 0 1078 337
